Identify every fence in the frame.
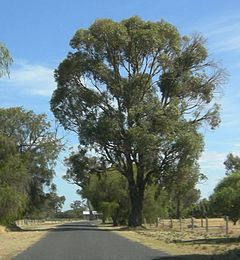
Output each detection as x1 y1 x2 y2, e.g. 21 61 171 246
15 218 71 227
143 217 240 236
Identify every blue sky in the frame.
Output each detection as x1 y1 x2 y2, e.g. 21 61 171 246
1 0 240 210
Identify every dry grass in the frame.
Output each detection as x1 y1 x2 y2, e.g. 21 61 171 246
0 221 67 260
144 218 240 235
97 223 240 259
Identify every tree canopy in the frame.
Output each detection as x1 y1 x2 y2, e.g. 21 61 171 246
51 16 225 226
0 135 29 225
224 153 240 175
0 107 62 224
209 171 240 224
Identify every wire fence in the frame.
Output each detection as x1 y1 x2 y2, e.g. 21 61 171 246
143 217 240 236
15 218 73 227
15 217 240 236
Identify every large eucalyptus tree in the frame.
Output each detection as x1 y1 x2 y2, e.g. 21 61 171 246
51 17 225 226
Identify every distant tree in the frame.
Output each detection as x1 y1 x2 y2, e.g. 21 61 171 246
51 17 226 226
80 169 129 225
143 186 169 222
34 184 65 219
209 172 240 224
70 200 85 218
57 209 78 219
224 153 240 175
189 198 210 218
0 42 12 77
164 163 204 218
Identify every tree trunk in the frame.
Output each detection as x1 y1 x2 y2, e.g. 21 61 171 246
112 216 118 226
176 197 181 219
128 184 144 227
102 215 106 224
111 208 119 226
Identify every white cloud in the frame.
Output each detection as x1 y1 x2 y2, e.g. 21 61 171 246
210 35 240 53
1 60 56 96
205 23 240 37
191 12 240 53
199 151 227 170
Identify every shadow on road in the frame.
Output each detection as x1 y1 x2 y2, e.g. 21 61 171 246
12 222 240 259
15 222 128 233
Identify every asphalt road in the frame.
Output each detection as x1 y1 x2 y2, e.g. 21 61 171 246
14 221 170 260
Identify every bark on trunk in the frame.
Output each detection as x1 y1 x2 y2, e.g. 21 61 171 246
176 198 180 219
111 208 119 226
128 184 144 227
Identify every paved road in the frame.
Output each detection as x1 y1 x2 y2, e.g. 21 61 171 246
14 221 169 260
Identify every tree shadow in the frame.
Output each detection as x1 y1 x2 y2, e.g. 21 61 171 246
12 222 128 233
174 236 240 244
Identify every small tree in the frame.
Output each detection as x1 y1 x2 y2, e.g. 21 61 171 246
165 163 204 218
70 200 85 218
80 169 129 225
143 186 169 222
209 172 240 224
224 153 240 175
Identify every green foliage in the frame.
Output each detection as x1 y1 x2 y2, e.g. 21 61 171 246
81 169 129 225
0 107 62 223
209 172 240 224
143 187 169 221
30 184 65 219
64 149 104 187
162 163 203 218
0 135 28 225
70 200 85 218
224 153 240 175
0 186 27 225
57 209 84 219
51 16 225 226
189 198 210 218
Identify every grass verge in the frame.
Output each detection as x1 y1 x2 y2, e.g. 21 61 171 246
0 221 67 260
97 223 240 259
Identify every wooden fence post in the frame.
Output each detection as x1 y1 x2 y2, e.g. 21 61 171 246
179 218 182 232
170 218 173 229
205 217 208 233
191 217 194 231
225 216 229 236
201 218 203 228
156 218 159 227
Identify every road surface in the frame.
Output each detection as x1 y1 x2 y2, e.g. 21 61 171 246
14 221 169 260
